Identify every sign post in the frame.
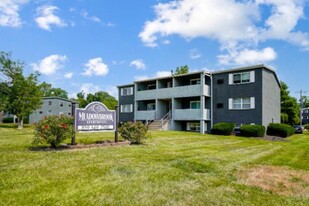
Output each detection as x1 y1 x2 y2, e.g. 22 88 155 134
71 102 76 145
115 105 119 143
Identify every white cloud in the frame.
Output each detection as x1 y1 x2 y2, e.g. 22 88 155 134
80 83 101 95
140 0 309 64
0 0 28 27
64 72 73 79
139 0 259 47
154 71 172 78
130 59 146 70
31 54 67 75
134 70 172 81
104 85 118 99
81 10 101 23
82 57 109 76
218 47 277 65
189 49 202 59
134 75 149 81
35 5 67 31
162 40 171 45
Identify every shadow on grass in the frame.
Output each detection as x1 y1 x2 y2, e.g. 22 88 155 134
29 140 131 152
0 123 34 129
0 123 18 128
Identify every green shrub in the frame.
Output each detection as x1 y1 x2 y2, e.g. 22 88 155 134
266 123 295 138
2 117 14 123
33 115 75 148
118 121 149 144
240 124 265 137
304 124 309 130
211 122 235 135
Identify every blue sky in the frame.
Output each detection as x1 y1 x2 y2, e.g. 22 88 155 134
1 0 308 99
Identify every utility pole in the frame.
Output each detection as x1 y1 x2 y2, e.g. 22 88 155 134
296 90 307 126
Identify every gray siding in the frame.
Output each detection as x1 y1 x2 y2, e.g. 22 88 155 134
29 98 76 123
262 69 281 126
118 85 135 123
212 69 263 125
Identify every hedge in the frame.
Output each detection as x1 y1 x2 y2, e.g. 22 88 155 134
304 124 309 130
266 123 295 138
240 124 265 137
2 117 14 123
211 122 235 135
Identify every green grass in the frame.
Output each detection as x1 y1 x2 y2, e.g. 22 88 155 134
1 124 309 205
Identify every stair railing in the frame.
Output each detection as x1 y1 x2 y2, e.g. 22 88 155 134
146 111 156 126
161 110 172 128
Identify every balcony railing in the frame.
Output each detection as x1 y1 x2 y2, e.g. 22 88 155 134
135 110 156 120
136 84 210 100
173 109 210 121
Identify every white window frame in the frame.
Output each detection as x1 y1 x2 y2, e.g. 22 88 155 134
190 78 201 85
120 104 133 113
229 71 255 85
120 87 133 96
186 122 200 131
190 101 201 109
229 97 255 110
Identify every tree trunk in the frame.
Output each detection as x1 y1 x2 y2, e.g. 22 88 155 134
18 117 23 129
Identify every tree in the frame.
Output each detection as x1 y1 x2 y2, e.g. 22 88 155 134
175 65 189 75
280 81 300 125
77 91 118 110
302 96 309 108
0 52 43 129
40 82 68 99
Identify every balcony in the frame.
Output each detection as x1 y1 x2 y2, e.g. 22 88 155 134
135 110 156 120
136 85 210 101
173 109 210 121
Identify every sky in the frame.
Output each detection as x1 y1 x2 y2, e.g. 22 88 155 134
0 0 308 100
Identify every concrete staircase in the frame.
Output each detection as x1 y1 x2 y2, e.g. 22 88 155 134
147 111 171 131
147 120 163 130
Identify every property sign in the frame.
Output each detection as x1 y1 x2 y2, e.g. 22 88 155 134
75 102 116 131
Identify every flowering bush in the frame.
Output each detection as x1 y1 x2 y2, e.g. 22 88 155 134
33 115 75 148
118 121 149 144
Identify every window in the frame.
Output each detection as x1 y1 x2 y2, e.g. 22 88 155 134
229 71 255 84
187 122 200 131
229 97 255 110
190 78 201 85
190 101 200 109
147 103 156 111
48 110 52 114
48 101 52 106
39 111 43 114
121 87 133 96
60 102 63 107
217 103 224 108
120 104 133 113
217 79 224 84
167 81 172 88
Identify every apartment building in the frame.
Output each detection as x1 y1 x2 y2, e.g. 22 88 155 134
302 109 309 125
29 97 78 124
117 65 281 134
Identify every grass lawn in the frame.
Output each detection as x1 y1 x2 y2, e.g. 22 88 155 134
1 124 309 205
